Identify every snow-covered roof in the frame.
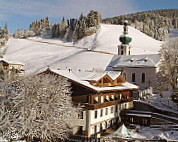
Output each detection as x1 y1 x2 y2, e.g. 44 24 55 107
41 68 138 93
83 72 107 81
81 71 121 81
125 113 152 118
0 58 24 65
109 54 161 68
113 124 132 138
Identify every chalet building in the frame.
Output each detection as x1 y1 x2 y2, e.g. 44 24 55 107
108 54 161 91
0 58 25 74
40 68 138 137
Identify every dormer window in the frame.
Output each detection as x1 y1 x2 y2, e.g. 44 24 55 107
144 57 148 62
130 58 134 62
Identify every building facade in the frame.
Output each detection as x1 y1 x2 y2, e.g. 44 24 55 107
0 58 24 74
108 54 161 91
40 68 138 137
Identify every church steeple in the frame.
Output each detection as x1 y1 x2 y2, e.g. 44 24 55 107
118 20 132 56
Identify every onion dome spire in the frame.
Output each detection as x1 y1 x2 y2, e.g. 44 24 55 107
119 20 132 45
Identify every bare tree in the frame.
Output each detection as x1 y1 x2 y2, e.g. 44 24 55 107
157 37 178 92
0 74 80 142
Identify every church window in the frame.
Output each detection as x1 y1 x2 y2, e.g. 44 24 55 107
142 73 146 83
132 73 136 83
121 50 124 55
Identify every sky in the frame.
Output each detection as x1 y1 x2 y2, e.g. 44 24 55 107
0 0 178 33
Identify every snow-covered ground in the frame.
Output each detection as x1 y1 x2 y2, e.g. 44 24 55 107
3 38 113 74
130 126 178 141
140 89 178 113
3 24 162 74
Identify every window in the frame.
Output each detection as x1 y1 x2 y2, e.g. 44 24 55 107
94 96 98 103
111 106 114 113
119 94 122 100
121 50 124 55
105 108 108 115
110 95 114 101
100 109 103 117
132 73 136 83
115 94 119 100
105 95 109 102
125 104 127 109
94 125 97 134
101 96 104 103
78 111 83 119
115 105 118 112
141 73 146 83
95 110 97 119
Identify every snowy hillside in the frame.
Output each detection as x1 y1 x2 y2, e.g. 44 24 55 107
3 24 162 73
3 38 113 74
74 24 162 54
28 24 162 55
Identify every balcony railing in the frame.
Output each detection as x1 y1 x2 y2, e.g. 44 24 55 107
81 97 133 110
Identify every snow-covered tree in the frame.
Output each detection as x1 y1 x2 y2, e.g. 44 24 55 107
0 74 80 141
14 30 35 38
59 17 68 38
157 37 178 92
51 23 57 38
3 23 9 41
0 23 9 47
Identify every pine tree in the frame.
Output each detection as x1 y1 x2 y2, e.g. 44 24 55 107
51 24 57 38
4 23 9 41
86 10 96 27
55 24 60 37
59 17 68 38
73 23 79 41
78 18 86 39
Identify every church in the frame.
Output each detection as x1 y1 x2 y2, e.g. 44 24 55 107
108 20 161 91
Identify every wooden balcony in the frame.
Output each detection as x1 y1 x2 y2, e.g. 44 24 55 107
82 97 133 110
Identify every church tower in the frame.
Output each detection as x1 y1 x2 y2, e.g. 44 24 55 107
118 20 132 56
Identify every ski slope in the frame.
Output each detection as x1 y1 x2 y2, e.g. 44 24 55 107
3 38 113 74
74 24 162 54
3 24 162 74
